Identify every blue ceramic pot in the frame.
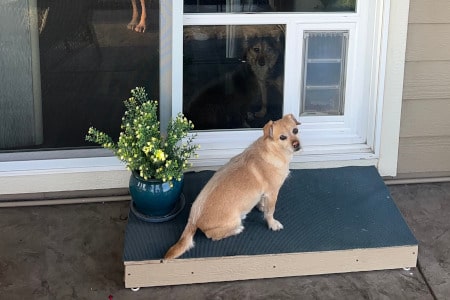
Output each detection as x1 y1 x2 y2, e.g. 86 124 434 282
129 172 184 217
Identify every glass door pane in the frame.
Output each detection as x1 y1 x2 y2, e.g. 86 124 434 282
184 0 356 13
1 0 160 151
183 25 285 130
301 31 348 116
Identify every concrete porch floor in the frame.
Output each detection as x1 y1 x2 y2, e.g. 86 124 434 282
0 182 449 300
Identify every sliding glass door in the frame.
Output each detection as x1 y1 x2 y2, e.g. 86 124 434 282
1 0 160 151
0 0 395 194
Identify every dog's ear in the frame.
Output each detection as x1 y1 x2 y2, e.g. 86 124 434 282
242 29 250 51
263 120 274 139
287 114 301 125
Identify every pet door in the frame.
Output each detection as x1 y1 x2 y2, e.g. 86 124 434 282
301 31 348 116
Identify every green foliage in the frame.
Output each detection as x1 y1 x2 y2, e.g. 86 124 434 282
86 87 199 183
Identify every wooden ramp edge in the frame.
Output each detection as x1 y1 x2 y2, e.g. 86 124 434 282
124 245 418 288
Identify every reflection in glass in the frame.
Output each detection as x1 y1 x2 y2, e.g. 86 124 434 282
183 25 285 130
1 1 159 151
184 0 356 13
301 31 348 116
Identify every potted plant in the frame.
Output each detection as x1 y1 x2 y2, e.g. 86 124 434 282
86 87 199 221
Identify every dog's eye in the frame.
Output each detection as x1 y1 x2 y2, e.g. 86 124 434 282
253 47 260 53
280 135 287 140
293 128 298 134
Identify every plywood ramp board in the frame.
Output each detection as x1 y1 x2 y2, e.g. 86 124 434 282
125 246 417 288
123 167 418 289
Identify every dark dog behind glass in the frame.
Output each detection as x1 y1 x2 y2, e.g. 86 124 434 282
185 28 284 130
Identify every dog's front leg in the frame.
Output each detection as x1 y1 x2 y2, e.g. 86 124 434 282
134 0 147 33
128 0 139 30
262 193 283 231
255 80 268 118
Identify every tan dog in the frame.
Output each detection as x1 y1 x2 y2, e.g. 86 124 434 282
164 114 301 259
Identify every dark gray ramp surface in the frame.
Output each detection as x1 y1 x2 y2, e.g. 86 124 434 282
124 166 417 262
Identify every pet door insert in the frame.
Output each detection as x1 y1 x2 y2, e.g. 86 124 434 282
301 31 348 116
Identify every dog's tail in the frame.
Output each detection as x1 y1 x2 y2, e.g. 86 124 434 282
164 221 197 259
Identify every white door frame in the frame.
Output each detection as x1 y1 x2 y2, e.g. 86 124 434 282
0 0 409 195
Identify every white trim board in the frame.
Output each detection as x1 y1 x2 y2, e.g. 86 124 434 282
0 157 378 195
377 0 410 176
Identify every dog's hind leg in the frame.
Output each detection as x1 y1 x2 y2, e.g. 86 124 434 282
203 220 244 241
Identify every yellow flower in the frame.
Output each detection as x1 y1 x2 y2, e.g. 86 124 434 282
155 149 166 161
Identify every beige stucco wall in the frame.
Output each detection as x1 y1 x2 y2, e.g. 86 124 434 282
397 0 450 178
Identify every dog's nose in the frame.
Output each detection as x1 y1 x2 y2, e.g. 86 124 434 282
292 140 301 151
258 57 265 66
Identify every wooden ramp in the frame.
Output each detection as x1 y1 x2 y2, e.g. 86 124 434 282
123 167 418 289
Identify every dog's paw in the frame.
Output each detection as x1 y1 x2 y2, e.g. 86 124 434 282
127 21 138 30
268 220 284 231
235 225 244 235
255 109 267 118
135 22 147 33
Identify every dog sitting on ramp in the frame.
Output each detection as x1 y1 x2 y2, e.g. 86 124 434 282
164 114 301 259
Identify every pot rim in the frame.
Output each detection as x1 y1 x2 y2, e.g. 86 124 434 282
131 171 184 184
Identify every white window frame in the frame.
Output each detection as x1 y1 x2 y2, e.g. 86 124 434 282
177 1 378 168
0 0 409 195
